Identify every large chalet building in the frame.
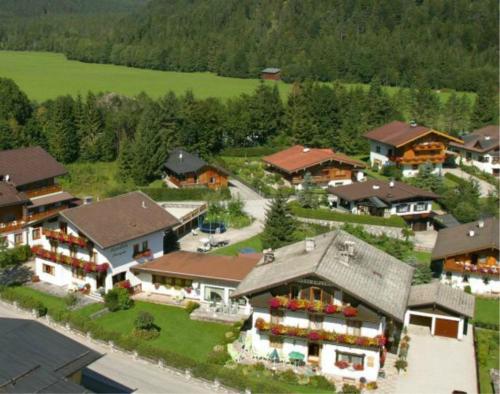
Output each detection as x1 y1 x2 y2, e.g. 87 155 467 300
449 125 500 176
33 192 179 294
164 148 228 190
262 145 366 188
328 180 439 230
232 230 474 382
0 147 78 248
365 121 463 177
431 217 499 294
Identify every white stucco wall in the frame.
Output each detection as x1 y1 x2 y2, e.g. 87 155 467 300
441 272 500 295
454 149 499 175
369 141 393 167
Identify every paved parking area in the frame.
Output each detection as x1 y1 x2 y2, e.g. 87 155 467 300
395 324 477 394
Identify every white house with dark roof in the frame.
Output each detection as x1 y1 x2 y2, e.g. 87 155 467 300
33 192 179 294
232 230 475 383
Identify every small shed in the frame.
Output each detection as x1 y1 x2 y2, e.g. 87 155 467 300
261 68 281 81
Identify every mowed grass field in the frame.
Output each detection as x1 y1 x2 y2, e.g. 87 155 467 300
0 50 475 103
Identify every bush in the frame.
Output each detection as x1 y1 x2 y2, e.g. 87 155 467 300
309 375 336 390
104 287 133 312
278 369 298 384
185 301 200 314
134 311 155 330
366 381 378 390
0 287 47 316
0 245 32 268
133 328 160 340
64 293 78 307
381 165 403 180
207 347 231 365
395 358 408 372
464 285 472 294
342 384 360 394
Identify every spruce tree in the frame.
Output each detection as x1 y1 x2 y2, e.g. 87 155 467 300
117 137 134 181
297 172 318 208
261 190 297 250
46 96 79 163
470 84 499 129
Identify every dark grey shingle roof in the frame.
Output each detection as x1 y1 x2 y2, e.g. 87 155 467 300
0 318 101 393
433 214 460 228
408 282 475 318
164 148 207 175
233 230 414 321
262 68 281 73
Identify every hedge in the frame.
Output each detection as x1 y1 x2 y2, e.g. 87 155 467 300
219 146 280 157
459 164 500 187
139 186 230 201
289 201 407 227
0 286 47 316
474 321 500 332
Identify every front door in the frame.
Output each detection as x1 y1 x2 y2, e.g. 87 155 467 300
112 272 126 285
308 343 321 365
96 272 106 289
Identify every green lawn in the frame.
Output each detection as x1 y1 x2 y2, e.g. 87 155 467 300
8 286 67 313
83 301 228 362
476 328 499 394
0 51 475 103
474 297 499 326
212 234 263 256
410 250 431 264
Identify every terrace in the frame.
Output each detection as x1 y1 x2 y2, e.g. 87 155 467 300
0 205 71 234
444 256 499 277
31 245 109 273
24 184 62 198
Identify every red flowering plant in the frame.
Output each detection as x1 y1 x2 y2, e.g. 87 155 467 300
268 297 282 309
376 335 387 346
343 306 358 317
308 331 322 341
287 298 300 311
353 363 364 371
271 325 284 335
324 303 339 314
255 318 266 330
308 301 323 313
83 263 96 273
96 263 109 273
355 336 370 346
72 259 81 268
335 360 349 369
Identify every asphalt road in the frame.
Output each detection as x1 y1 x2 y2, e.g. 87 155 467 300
0 302 220 394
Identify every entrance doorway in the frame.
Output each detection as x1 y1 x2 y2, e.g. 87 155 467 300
112 272 126 285
96 272 106 289
307 343 321 365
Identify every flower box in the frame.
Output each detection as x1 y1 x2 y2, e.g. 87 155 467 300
133 249 152 259
335 360 349 369
353 363 364 371
31 246 109 274
267 296 357 317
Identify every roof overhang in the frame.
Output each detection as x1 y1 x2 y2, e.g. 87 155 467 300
394 129 463 148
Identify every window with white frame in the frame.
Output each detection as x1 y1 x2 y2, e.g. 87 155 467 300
336 351 364 366
203 286 225 303
346 320 362 336
414 202 428 212
396 203 410 213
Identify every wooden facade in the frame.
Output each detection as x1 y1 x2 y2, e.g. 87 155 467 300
168 166 228 190
443 248 499 276
389 135 450 166
261 71 281 81
284 162 354 186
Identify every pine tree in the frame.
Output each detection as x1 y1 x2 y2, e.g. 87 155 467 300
366 77 399 127
79 92 104 161
261 190 297 249
297 172 318 208
46 96 79 163
410 81 440 127
0 77 32 124
470 84 499 129
117 137 134 181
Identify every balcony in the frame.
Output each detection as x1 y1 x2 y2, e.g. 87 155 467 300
31 246 109 273
43 229 88 248
390 154 445 165
255 318 386 350
413 142 445 152
24 184 62 198
444 259 499 277
268 296 358 317
0 206 69 234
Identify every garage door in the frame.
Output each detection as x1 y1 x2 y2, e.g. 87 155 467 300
434 318 459 338
409 314 432 328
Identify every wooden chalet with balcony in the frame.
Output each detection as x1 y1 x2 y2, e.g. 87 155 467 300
365 121 463 177
432 217 499 295
262 145 366 188
0 147 79 248
164 148 228 190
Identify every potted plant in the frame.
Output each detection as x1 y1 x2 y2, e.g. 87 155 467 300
394 359 407 374
353 363 364 371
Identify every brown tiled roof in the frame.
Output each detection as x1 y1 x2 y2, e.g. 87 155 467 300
132 251 262 283
328 179 438 204
449 125 499 153
0 147 67 187
263 145 365 174
0 183 28 208
364 121 462 147
60 192 179 249
432 217 499 260
29 192 76 208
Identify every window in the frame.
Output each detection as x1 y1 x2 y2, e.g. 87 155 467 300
49 239 58 252
204 286 224 303
466 152 472 160
270 336 283 349
376 146 381 153
414 202 428 212
462 274 469 283
69 245 77 257
270 309 284 324
309 314 324 330
312 287 322 302
388 149 393 156
142 241 149 251
32 228 41 240
210 176 216 184
336 351 364 366
396 204 410 213
133 244 140 256
59 222 67 233
290 285 300 299
72 267 85 279
483 277 490 285
412 164 419 170
42 264 55 275
346 320 362 336
14 233 23 245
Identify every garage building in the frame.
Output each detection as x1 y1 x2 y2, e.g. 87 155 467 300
404 282 475 339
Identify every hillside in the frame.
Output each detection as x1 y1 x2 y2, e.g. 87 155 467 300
0 0 497 92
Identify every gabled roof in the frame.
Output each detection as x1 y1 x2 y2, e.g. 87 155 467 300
233 230 414 322
328 179 438 204
408 282 475 318
0 318 101 393
164 148 207 175
432 217 499 260
132 251 262 283
364 121 462 147
262 68 281 74
0 147 67 187
262 145 366 174
60 191 179 249
0 182 28 208
450 125 499 153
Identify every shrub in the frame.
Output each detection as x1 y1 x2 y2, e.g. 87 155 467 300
278 369 298 384
0 287 47 316
395 358 408 372
34 301 48 317
464 285 472 294
366 381 378 390
381 165 403 180
207 347 231 365
342 383 360 394
134 311 155 330
104 287 133 311
185 301 200 314
133 328 160 340
64 293 78 307
309 375 335 390
140 187 230 201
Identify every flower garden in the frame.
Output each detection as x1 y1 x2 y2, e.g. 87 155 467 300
31 245 109 273
268 296 358 317
255 318 386 349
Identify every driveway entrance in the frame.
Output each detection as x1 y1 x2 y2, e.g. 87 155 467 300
395 324 477 394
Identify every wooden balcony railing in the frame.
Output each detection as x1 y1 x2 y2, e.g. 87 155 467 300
0 206 69 234
31 245 109 273
43 229 88 248
444 259 499 276
413 142 445 151
390 154 445 165
24 184 62 198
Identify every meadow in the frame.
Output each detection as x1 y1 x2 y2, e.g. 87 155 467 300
0 51 475 103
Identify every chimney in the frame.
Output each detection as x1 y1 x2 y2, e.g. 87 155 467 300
478 220 485 228
263 248 275 264
468 230 475 237
142 201 147 209
344 241 355 256
179 152 183 161
303 147 310 153
372 184 380 190
389 180 395 188
83 196 93 205
305 238 316 253
409 120 417 128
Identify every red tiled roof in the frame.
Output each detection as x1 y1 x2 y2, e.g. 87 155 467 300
364 121 462 147
132 251 262 282
262 145 365 173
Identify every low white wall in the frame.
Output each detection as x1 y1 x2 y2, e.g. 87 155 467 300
441 273 500 295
